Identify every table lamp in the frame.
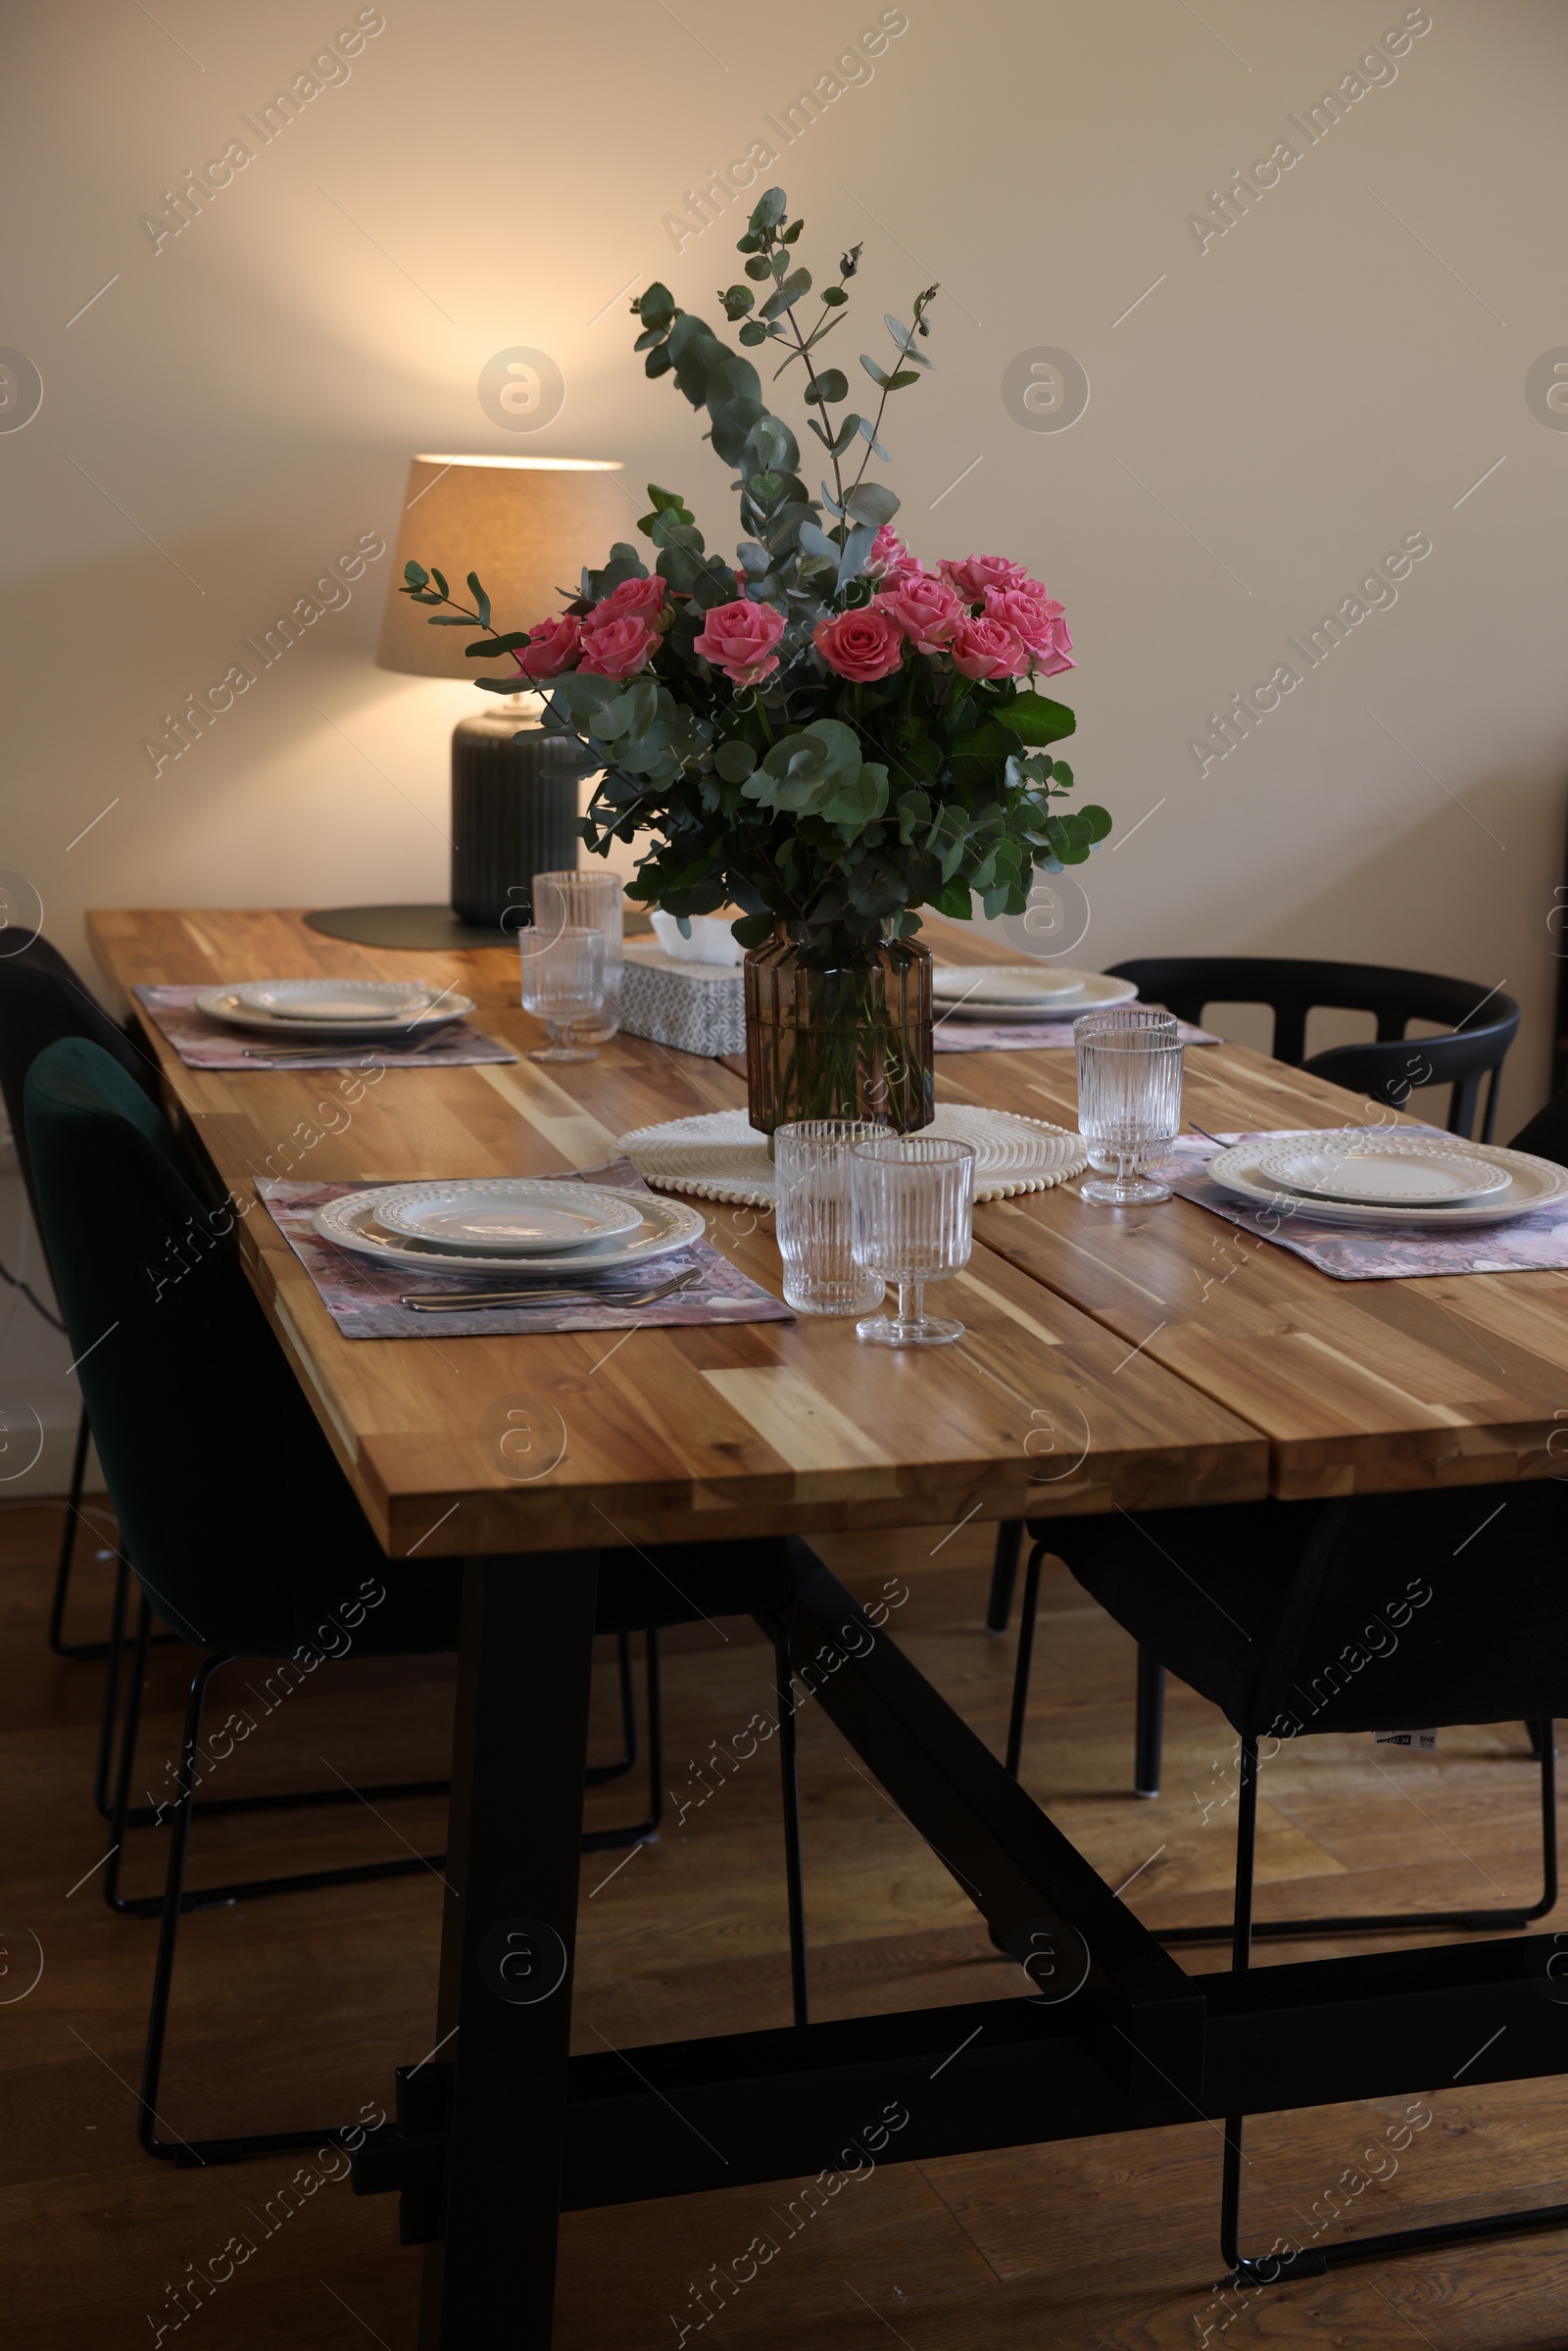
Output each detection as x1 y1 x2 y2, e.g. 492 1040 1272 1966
308 454 629 952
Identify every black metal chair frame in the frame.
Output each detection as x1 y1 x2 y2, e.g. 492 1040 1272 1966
1106 955 1520 1142
1003 1535 1559 1945
132 1608 809 2166
101 1600 663 1920
1219 1732 1566 2282
1002 1532 1566 2280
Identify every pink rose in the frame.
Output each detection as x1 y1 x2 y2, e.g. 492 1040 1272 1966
865 525 922 586
939 554 1033 604
590 574 666 626
874 572 963 653
578 613 659 680
949 615 1030 681
513 614 582 681
692 597 787 686
812 605 906 684
983 587 1075 676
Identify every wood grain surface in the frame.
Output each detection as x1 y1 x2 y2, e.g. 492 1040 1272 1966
85 910 1263 1554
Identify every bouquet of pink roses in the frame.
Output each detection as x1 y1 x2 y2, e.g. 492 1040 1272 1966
402 188 1107 950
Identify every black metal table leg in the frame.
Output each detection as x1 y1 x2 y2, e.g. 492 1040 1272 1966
417 1550 599 2350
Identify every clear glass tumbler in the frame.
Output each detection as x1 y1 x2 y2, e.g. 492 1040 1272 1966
774 1119 887 1317
517 924 606 1062
850 1134 976 1347
1074 1008 1184 1203
533 869 623 1044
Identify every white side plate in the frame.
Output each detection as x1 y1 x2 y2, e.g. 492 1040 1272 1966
372 1180 644 1256
1252 1139 1510 1206
1205 1136 1568 1228
314 1187 707 1277
934 968 1140 1022
198 979 474 1040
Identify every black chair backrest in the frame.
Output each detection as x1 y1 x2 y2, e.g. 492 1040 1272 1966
1108 955 1520 1142
0 935 157 1218
1508 1083 1568 1166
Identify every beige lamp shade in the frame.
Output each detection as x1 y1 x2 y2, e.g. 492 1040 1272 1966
374 455 631 678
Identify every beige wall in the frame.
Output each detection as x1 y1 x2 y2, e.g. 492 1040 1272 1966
3 0 1565 1132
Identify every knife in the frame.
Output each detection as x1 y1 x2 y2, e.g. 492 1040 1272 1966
399 1267 703 1313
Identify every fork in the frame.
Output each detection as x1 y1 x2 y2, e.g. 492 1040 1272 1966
399 1267 703 1313
240 1035 456 1063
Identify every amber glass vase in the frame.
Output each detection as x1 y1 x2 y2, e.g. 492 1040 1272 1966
744 920 934 1137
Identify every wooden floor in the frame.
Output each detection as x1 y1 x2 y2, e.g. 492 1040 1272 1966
7 1499 1568 2348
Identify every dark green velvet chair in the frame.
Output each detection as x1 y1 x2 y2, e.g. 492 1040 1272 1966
24 1038 809 2168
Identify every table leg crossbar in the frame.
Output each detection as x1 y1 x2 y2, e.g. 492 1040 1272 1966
352 1551 1568 2345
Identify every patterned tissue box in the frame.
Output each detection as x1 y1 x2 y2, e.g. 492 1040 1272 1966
620 940 747 1057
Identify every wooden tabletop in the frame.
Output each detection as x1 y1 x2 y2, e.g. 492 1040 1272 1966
86 909 1264 1557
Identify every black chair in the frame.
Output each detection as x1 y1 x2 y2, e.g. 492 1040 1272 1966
1004 1487 1565 2282
25 1039 811 2165
0 933 162 1663
993 1075 1568 1812
1106 955 1520 1141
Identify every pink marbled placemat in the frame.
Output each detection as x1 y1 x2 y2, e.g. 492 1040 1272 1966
135 983 517 1070
1167 1129 1568 1282
258 1161 793 1338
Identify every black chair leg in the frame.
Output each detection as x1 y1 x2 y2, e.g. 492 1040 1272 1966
581 1631 664 1852
45 1407 92 1659
1216 1730 1568 2285
1004 1542 1047 1780
765 1613 810 2029
1164 1719 1559 1948
584 1632 640 1786
1135 1648 1165 1800
137 1653 359 2169
985 1521 1023 1636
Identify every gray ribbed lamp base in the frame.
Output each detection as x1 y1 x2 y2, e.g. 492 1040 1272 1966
450 710 583 928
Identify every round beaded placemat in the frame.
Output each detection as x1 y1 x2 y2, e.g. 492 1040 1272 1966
614 1104 1088 1208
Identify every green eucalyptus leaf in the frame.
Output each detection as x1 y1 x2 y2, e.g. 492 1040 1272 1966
738 319 768 345
745 255 772 281
842 481 900 528
858 355 889 389
718 283 755 319
803 367 849 406
713 739 758 782
402 560 428 586
1081 803 1112 842
821 285 849 308
635 281 676 331
760 268 811 322
731 909 775 949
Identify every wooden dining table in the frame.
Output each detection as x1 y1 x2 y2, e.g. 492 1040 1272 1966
88 906 1568 2345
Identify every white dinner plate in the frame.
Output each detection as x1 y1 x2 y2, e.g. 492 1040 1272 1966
932 967 1139 1023
1251 1137 1511 1206
314 1186 707 1277
371 1180 644 1257
932 963 1086 1007
1205 1134 1568 1229
197 979 474 1040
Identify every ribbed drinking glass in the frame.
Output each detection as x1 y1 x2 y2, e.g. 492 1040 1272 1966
1074 1008 1183 1204
774 1119 887 1317
532 869 622 1043
850 1134 976 1347
517 923 606 1062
